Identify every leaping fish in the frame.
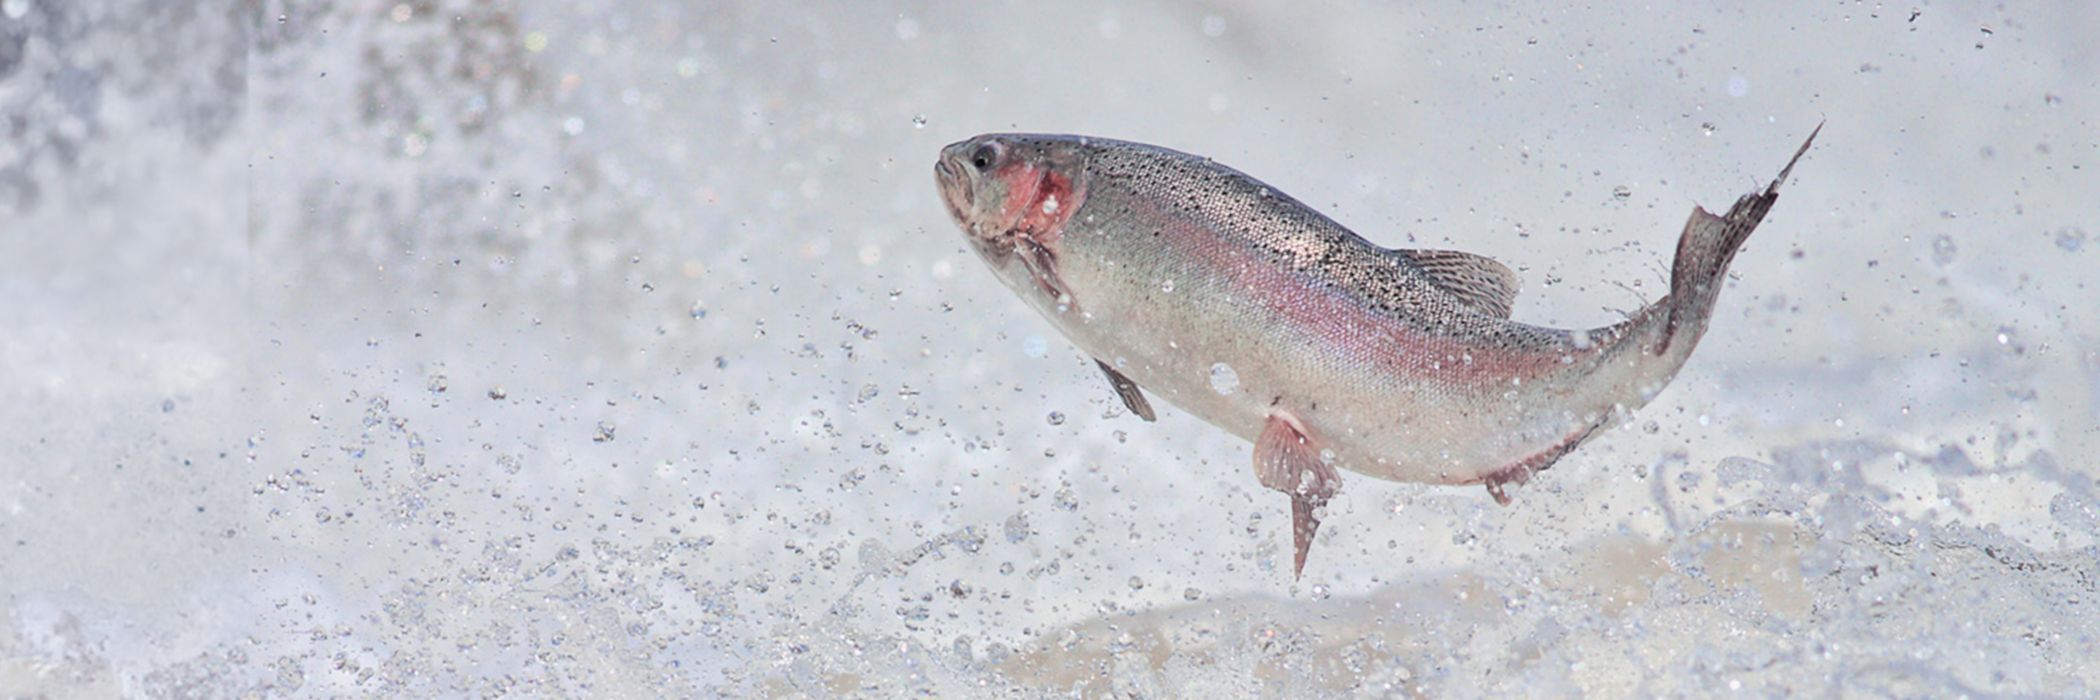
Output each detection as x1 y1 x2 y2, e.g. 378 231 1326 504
935 126 1818 578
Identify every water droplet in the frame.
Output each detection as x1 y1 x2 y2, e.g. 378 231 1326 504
1046 411 1066 426
1127 576 1145 591
2055 227 2087 252
487 387 508 400
911 114 928 129
1931 235 1958 266
1053 487 1079 511
1004 514 1029 543
689 302 708 319
1612 185 1632 200
1022 335 1048 358
1200 15 1227 36
1208 362 1240 395
1160 279 1176 293
593 422 617 443
1701 122 1717 135
1183 587 1203 601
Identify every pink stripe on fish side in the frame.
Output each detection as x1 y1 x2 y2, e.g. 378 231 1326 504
1156 218 1555 386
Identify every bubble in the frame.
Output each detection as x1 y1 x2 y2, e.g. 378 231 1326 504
1208 362 1240 395
1046 411 1066 426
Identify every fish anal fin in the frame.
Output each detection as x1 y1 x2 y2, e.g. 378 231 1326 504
1399 249 1521 318
1479 416 1609 506
1254 413 1340 579
1094 360 1155 422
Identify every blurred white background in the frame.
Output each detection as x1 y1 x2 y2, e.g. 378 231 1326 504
2 1 2095 695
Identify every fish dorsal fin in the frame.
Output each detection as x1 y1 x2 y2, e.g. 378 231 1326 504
1397 249 1520 318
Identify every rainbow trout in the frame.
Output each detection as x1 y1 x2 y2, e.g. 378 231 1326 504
935 127 1817 577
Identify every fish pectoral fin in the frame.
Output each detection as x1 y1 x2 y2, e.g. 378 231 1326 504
1015 235 1070 304
1254 413 1341 579
1396 249 1521 318
1094 360 1155 422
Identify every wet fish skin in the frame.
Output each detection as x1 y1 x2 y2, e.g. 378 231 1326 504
936 128 1817 577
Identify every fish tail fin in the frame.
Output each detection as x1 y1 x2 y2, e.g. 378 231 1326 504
1656 124 1819 356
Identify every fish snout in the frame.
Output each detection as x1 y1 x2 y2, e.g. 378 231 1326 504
935 141 978 229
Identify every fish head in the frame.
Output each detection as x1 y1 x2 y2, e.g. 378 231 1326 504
935 134 1089 257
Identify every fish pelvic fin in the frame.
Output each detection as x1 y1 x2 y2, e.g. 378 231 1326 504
1253 413 1339 580
1656 123 1820 356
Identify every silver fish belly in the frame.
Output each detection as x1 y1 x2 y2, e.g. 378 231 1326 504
936 128 1818 576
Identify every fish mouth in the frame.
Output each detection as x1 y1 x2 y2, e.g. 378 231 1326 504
933 155 975 232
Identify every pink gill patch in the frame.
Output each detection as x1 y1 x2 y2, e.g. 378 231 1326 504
997 163 1081 244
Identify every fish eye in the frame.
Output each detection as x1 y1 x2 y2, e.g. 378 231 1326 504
970 144 998 170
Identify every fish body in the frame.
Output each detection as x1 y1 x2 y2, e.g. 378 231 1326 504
935 129 1816 575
